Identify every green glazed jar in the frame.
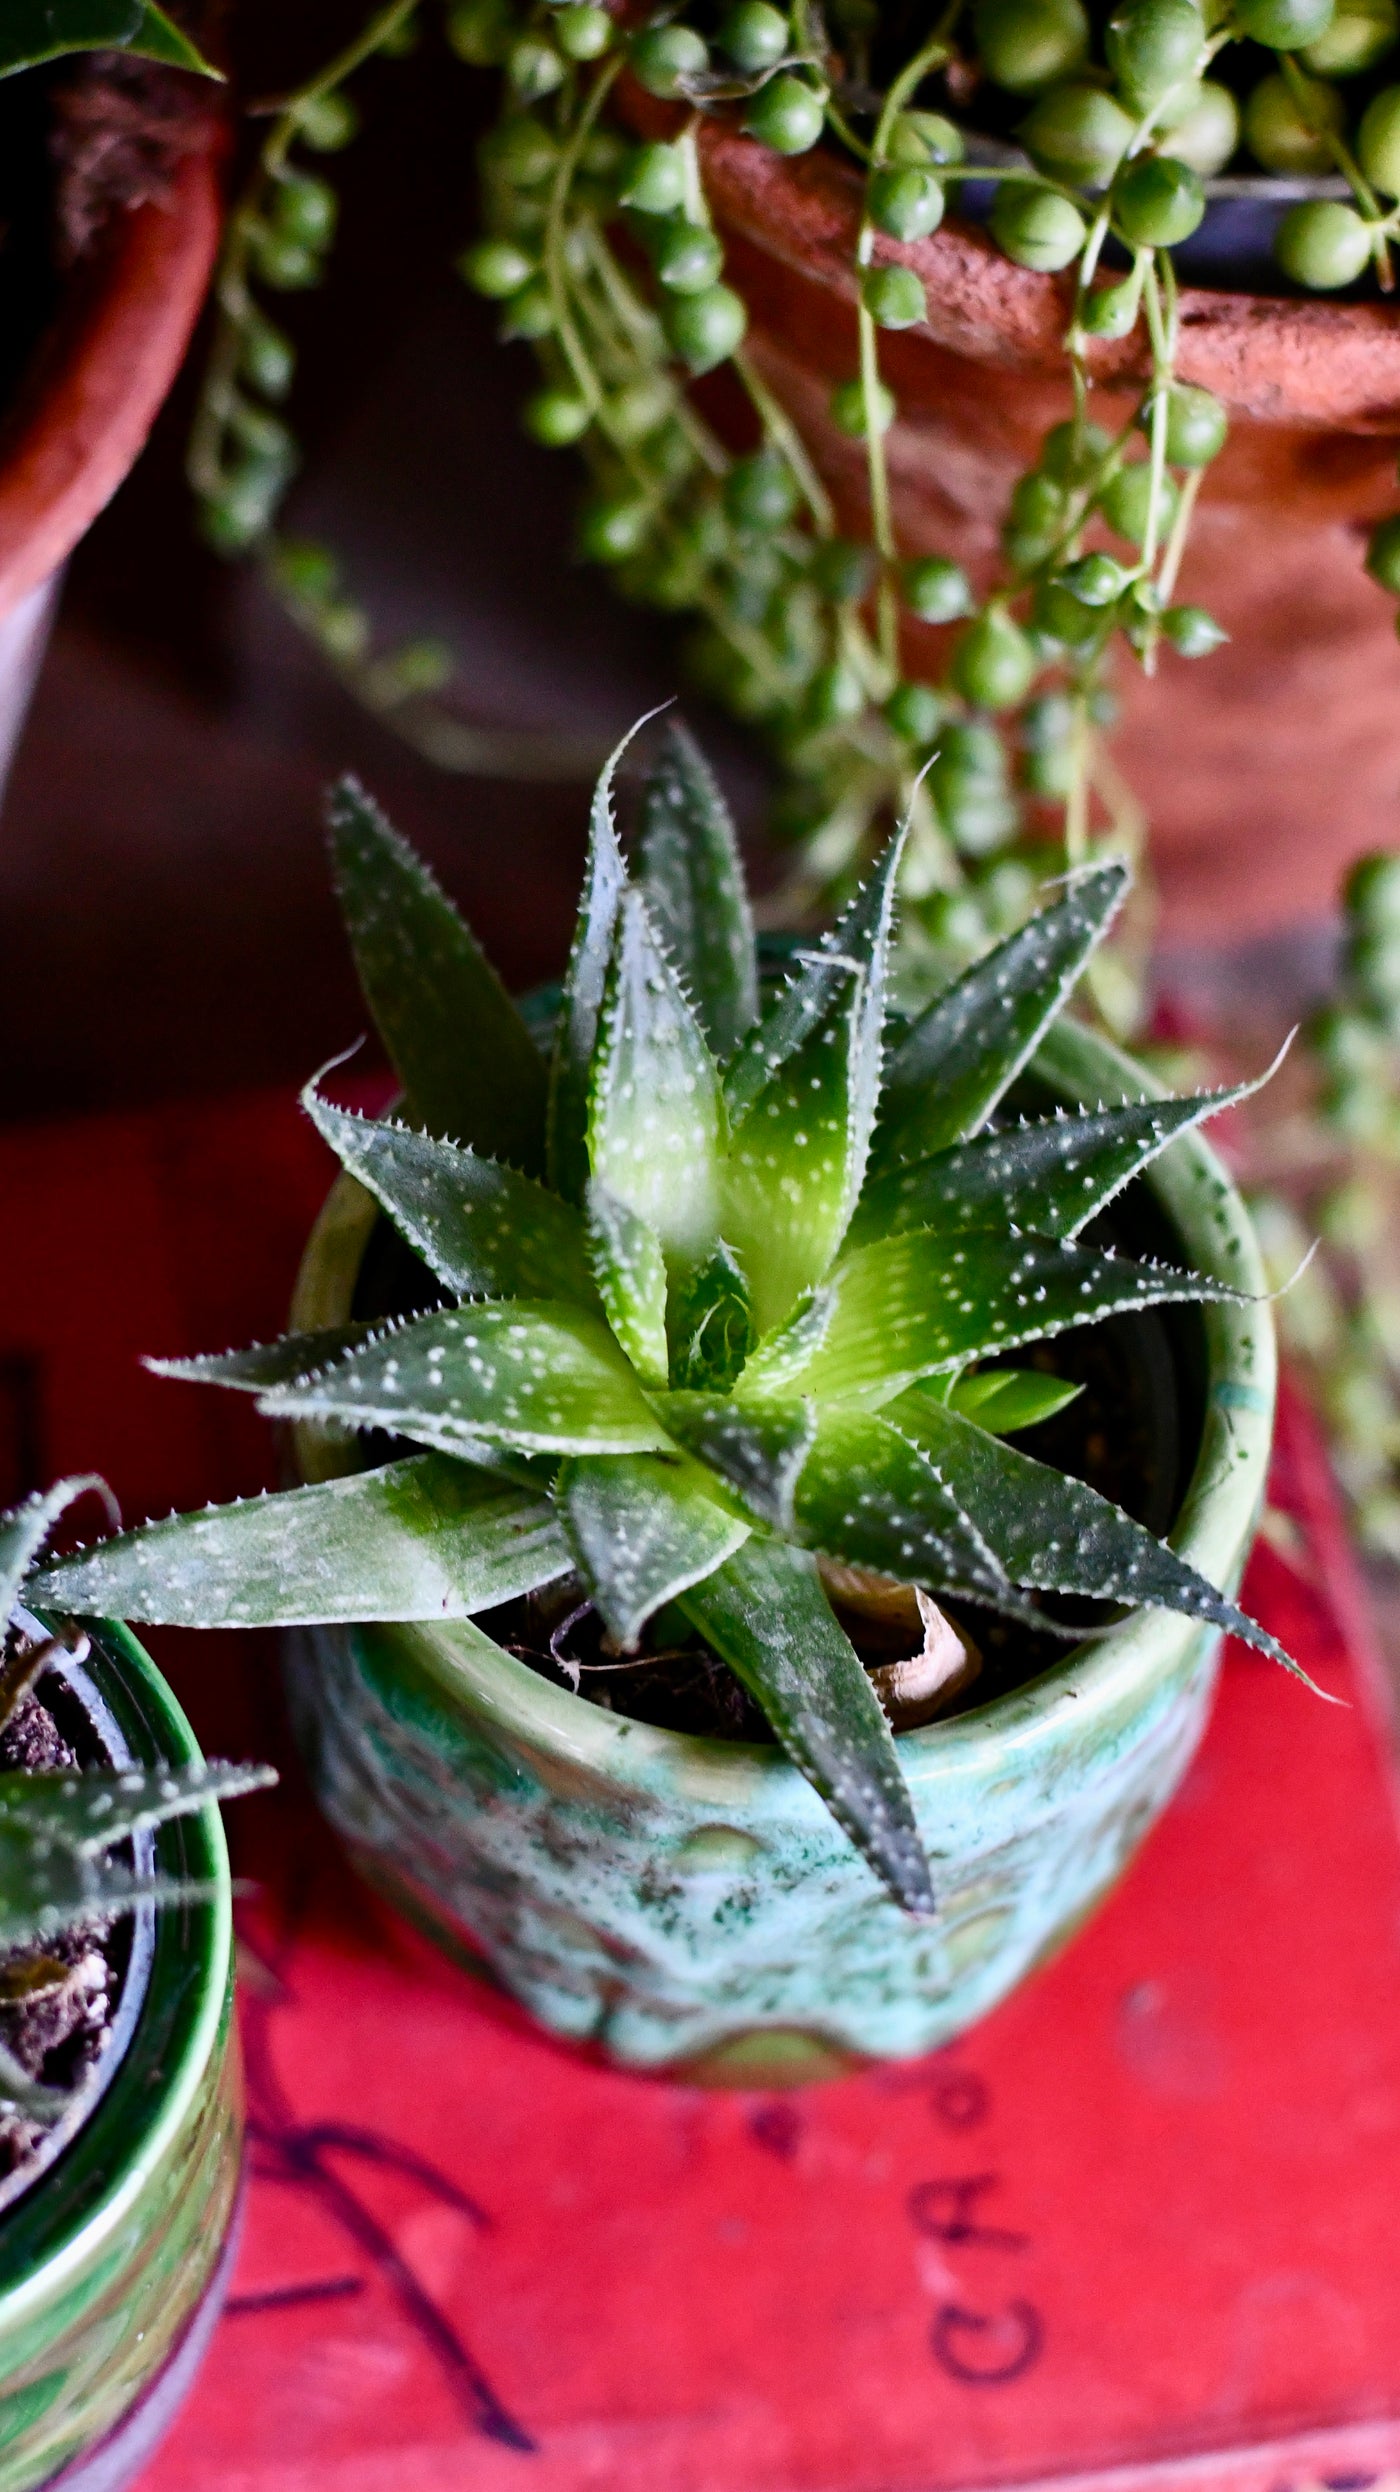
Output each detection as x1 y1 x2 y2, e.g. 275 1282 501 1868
0 1621 240 2487
285 1018 1274 2083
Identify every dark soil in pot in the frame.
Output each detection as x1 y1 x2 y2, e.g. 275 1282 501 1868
346 1077 1209 1740
0 1637 149 2205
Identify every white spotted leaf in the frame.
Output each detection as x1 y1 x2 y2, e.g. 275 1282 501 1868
679 1539 936 1915
31 1455 572 1624
872 862 1128 1172
558 1452 749 1646
258 1304 672 1456
636 721 758 1061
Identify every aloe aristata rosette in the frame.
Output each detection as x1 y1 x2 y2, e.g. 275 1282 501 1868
34 720 1304 1915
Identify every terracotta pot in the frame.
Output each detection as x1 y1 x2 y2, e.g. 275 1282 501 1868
682 117 1400 944
0 125 223 793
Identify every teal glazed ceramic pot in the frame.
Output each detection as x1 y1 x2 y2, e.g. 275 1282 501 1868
285 1019 1275 2083
0 1620 241 2488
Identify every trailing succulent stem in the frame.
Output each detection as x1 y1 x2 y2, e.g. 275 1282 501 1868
0 1482 272 2128
190 0 1400 993
36 719 1304 1916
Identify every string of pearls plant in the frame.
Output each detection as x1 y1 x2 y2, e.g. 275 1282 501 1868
191 0 1400 980
188 0 1400 1551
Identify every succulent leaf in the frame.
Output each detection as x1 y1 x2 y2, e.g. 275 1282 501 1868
587 884 723 1278
946 1367 1084 1433
734 1283 836 1399
721 837 904 1333
678 1539 936 1915
558 1453 749 1646
668 1241 756 1391
793 1410 1034 1611
30 1456 571 1625
656 1391 816 1529
303 1087 600 1307
0 1761 276 1857
890 1386 1324 1689
783 1228 1244 1409
328 777 548 1169
548 721 635 1203
0 1843 232 1952
720 960 864 1339
258 1304 673 1456
724 832 903 1132
586 1182 670 1386
0 2040 63 2127
852 1080 1254 1249
150 1327 373 1395
0 1479 110 1630
872 861 1129 1172
636 721 758 1061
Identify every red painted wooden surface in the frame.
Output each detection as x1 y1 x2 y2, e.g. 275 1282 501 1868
5 1091 1399 2492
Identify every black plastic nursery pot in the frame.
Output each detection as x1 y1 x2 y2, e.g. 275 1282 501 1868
0 1618 240 2491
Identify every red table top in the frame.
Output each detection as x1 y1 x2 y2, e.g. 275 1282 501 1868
6 1088 1400 2492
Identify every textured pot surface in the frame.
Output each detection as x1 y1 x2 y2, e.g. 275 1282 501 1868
0 1620 240 2492
686 118 1400 944
286 1021 1275 2081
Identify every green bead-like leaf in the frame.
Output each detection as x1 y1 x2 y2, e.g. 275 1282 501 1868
558 1453 749 1646
947 1367 1084 1433
655 1391 815 1529
779 1228 1245 1409
587 1181 670 1387
636 720 758 1061
0 1761 276 1857
721 836 904 1332
588 884 723 1278
853 1081 1254 1250
792 1409 1033 1611
548 721 637 1203
259 1305 672 1457
31 1456 571 1625
889 1386 1325 1690
679 1539 936 1915
872 861 1128 1172
303 1087 599 1308
0 1479 110 1629
669 1240 756 1390
328 777 548 1169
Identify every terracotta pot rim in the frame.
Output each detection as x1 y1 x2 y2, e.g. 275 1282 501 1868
686 108 1400 428
0 118 224 623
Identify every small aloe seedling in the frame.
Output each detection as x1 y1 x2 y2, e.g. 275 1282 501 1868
34 719 1301 1914
0 1480 272 2130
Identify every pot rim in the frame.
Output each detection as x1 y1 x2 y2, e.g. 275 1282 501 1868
0 121 224 624
289 1014 1276 1808
685 107 1400 428
0 1615 233 2319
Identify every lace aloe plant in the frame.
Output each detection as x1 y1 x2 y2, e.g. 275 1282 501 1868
33 719 1300 1915
0 1479 271 2131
